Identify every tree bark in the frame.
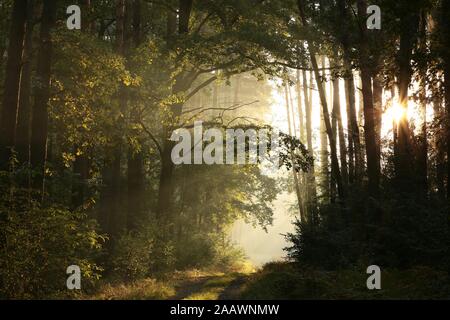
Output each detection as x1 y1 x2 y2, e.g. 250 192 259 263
285 83 305 221
127 0 145 231
319 57 330 201
0 0 28 169
297 0 345 201
16 1 35 168
336 0 363 184
416 10 428 197
332 68 348 187
372 74 383 174
358 0 380 199
441 0 450 200
303 69 317 217
156 1 193 224
30 0 56 197
396 4 419 190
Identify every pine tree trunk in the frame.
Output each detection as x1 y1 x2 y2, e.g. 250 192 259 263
127 0 145 231
16 1 34 169
396 5 419 190
298 0 345 201
0 0 28 169
285 83 305 221
319 57 330 201
442 0 450 200
358 0 380 199
303 69 317 217
333 69 348 187
372 74 383 175
30 0 56 197
416 11 428 197
156 0 193 225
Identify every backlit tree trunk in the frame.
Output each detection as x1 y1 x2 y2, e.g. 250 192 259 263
298 0 345 201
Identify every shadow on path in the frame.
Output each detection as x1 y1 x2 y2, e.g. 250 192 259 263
169 273 250 300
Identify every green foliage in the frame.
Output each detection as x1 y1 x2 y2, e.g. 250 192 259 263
109 227 155 282
90 278 175 300
174 232 245 271
0 202 105 299
286 190 450 270
241 262 450 299
109 224 176 281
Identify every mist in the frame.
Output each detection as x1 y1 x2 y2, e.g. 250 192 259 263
229 192 297 267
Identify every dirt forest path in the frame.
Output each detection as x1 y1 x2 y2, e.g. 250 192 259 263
89 270 253 300
169 272 251 300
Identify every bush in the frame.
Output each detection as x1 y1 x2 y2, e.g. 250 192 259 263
241 263 450 299
110 224 175 281
174 232 245 271
0 204 105 299
285 192 450 270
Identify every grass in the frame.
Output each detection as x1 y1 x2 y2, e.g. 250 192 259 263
88 278 175 300
183 273 243 300
85 265 254 300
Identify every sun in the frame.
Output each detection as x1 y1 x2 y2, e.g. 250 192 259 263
384 102 407 126
391 102 408 123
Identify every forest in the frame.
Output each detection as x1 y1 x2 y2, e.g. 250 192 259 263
0 0 449 300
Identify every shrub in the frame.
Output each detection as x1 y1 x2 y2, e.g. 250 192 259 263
110 224 176 280
174 232 246 271
0 204 105 299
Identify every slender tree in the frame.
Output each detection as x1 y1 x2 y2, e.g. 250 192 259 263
298 0 345 201
0 0 28 169
30 0 56 197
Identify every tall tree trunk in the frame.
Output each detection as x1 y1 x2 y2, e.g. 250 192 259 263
30 0 56 198
127 0 145 231
319 56 330 201
80 0 92 32
156 0 193 224
298 0 345 201
0 0 28 169
372 74 383 175
358 0 380 200
337 0 362 184
329 59 338 203
396 5 419 190
99 0 129 237
16 1 34 170
433 97 445 198
332 68 348 187
303 69 317 217
296 70 308 215
285 83 305 221
441 0 450 200
344 76 355 182
416 10 428 197
296 70 305 142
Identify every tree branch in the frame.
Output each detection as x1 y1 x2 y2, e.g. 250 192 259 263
138 120 163 158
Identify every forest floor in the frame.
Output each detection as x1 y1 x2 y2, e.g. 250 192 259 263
89 269 253 300
169 272 250 300
87 261 450 299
